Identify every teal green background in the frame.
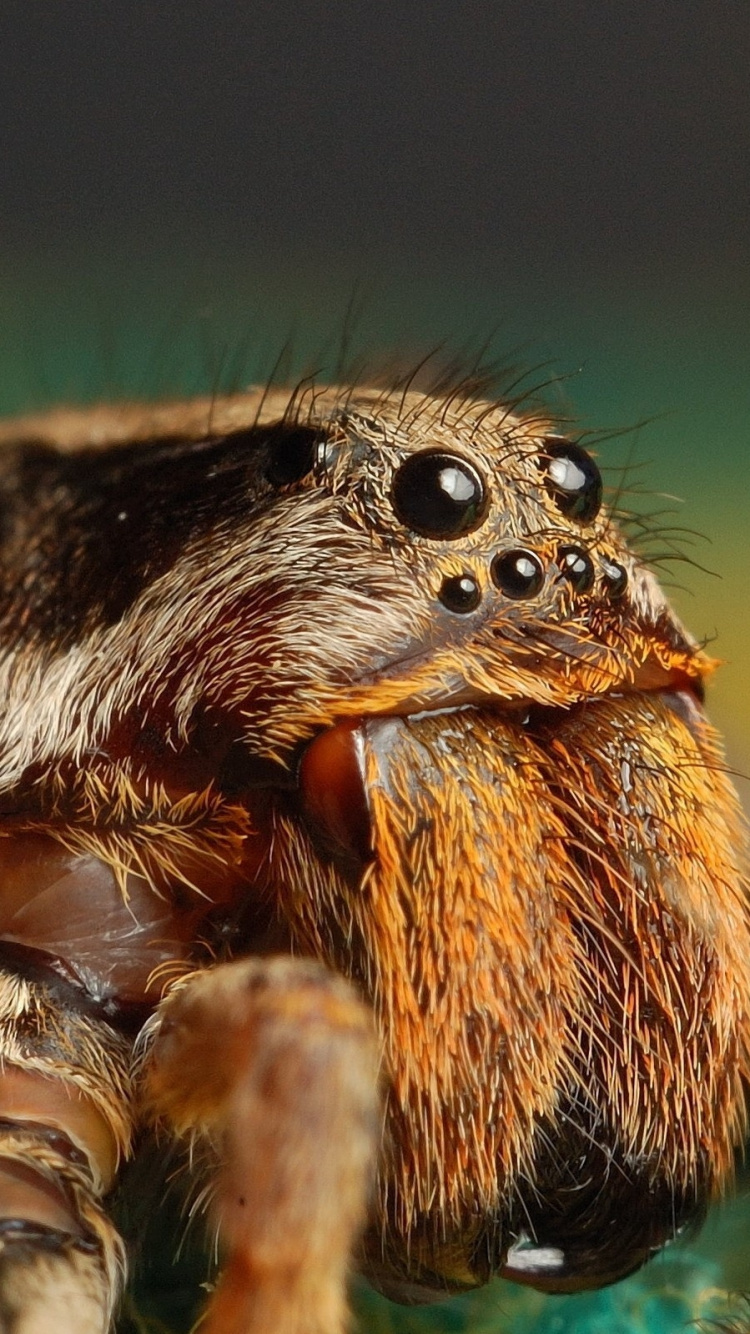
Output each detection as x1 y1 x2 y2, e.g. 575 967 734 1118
1 244 748 1332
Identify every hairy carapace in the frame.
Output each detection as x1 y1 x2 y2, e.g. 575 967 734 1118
0 382 747 1330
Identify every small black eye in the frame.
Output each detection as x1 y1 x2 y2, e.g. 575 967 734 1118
542 439 602 523
602 560 628 598
491 550 545 599
557 545 595 593
265 428 320 487
391 451 488 539
439 574 482 614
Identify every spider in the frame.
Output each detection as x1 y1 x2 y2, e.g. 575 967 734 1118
0 379 746 1333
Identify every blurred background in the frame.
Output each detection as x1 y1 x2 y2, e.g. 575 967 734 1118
0 1 748 1330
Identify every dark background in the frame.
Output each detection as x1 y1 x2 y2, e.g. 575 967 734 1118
0 0 748 274
0 4 749 1329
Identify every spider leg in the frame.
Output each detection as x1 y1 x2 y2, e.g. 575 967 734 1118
140 956 380 1334
0 968 133 1333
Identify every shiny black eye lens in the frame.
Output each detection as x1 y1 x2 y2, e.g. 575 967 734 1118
602 559 628 598
542 439 602 523
265 428 320 486
557 544 595 593
439 574 482 614
391 451 488 539
491 549 545 599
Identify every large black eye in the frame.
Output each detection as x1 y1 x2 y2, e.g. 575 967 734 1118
391 451 488 539
491 549 545 599
542 439 602 523
265 428 320 487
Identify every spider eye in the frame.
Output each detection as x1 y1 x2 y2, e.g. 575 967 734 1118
265 428 320 487
557 544 595 593
391 451 488 539
602 559 628 598
439 574 482 613
542 439 602 523
491 549 545 599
